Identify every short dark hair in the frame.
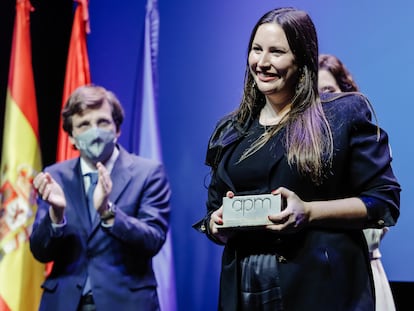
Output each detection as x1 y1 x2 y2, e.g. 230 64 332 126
62 84 124 136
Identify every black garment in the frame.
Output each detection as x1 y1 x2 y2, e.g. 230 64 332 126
227 119 276 193
226 119 284 310
197 93 400 311
240 253 283 310
77 294 96 311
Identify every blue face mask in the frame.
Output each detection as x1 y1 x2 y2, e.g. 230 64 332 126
74 127 116 163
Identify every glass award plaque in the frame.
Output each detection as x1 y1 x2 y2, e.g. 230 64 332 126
218 193 282 229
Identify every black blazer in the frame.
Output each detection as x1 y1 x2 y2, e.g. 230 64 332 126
197 93 400 311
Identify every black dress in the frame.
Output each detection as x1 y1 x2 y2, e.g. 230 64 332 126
226 119 284 310
199 93 400 311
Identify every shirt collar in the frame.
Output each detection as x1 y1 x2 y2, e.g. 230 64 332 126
80 145 120 176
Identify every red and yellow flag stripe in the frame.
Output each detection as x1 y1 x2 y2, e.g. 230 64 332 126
0 1 45 310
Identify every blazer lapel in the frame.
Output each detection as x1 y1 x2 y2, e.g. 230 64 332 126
267 130 285 175
61 160 92 234
109 150 132 204
217 143 236 191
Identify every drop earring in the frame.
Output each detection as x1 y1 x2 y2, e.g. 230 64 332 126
296 72 305 92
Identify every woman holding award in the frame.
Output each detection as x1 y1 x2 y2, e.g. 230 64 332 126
194 7 400 311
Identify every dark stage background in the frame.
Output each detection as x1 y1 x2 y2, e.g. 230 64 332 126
1 1 413 310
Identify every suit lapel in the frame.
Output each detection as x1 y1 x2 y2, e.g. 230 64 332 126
109 149 132 203
60 160 92 234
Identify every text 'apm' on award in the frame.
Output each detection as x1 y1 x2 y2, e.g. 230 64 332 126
218 193 282 229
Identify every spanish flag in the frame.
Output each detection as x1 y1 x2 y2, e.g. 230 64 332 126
0 1 45 310
56 0 91 162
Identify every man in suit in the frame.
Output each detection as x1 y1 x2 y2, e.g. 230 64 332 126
30 85 171 311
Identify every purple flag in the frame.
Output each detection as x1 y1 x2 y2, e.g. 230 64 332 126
139 1 177 310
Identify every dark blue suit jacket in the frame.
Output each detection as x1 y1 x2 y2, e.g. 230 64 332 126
198 93 400 311
30 146 171 311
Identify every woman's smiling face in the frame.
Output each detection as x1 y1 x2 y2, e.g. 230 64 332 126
248 23 298 104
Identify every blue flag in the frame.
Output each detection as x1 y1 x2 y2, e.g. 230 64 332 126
135 1 177 310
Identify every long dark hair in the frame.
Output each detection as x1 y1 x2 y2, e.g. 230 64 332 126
236 7 333 183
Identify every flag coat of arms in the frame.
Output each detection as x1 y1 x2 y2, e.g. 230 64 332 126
0 1 45 310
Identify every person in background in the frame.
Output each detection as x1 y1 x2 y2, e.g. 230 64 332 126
319 53 396 311
30 85 171 311
194 7 400 311
318 54 359 94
